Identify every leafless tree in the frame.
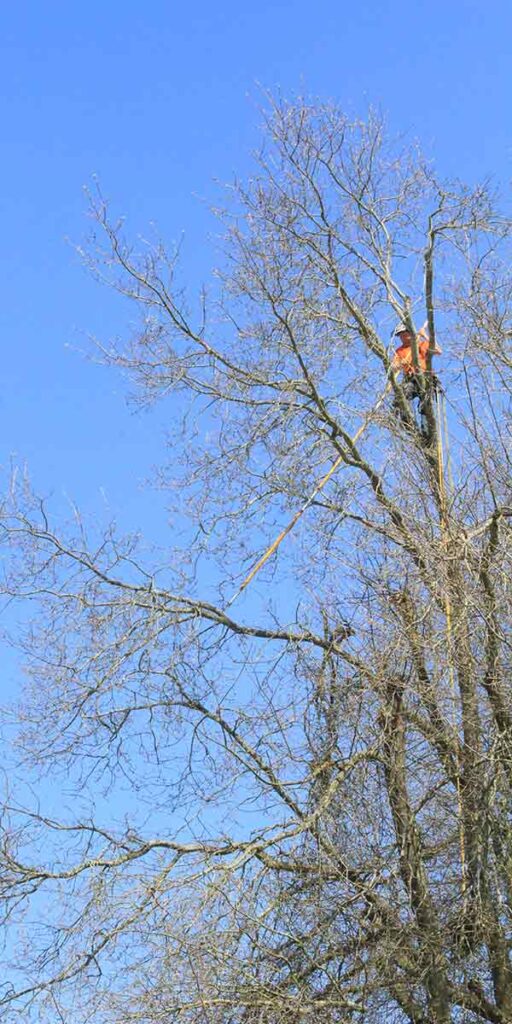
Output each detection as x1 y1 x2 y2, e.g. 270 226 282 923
0 98 511 1024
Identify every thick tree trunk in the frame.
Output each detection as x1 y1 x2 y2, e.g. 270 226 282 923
382 681 452 1024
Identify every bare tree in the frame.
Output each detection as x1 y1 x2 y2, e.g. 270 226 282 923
0 98 511 1024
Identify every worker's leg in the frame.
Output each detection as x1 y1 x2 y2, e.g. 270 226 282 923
418 377 442 437
394 376 430 436
432 373 444 397
392 377 416 424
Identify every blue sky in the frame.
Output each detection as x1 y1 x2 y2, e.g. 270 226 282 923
0 0 510 532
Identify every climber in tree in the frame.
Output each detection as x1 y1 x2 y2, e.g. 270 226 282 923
391 321 442 430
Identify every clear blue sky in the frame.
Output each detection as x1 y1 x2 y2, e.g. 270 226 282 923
0 0 510 533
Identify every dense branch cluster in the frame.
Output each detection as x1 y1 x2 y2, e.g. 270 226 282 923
0 99 511 1023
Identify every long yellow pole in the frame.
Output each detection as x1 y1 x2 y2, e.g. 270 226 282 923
227 384 391 608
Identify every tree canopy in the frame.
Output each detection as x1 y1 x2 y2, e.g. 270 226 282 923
1 98 512 1024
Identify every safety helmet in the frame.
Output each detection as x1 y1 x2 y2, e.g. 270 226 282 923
394 322 410 335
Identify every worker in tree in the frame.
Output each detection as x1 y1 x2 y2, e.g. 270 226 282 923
391 321 442 429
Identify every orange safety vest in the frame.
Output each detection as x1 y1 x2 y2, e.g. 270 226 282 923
393 338 437 376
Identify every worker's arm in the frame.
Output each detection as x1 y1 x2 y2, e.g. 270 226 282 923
419 322 442 355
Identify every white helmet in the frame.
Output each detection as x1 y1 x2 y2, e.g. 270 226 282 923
394 321 410 335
